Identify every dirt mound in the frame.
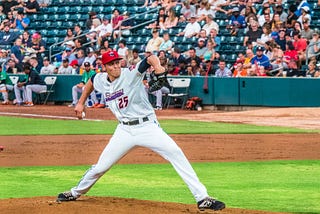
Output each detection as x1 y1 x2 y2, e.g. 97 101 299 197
0 196 285 214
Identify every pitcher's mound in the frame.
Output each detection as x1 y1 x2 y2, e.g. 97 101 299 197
0 196 285 214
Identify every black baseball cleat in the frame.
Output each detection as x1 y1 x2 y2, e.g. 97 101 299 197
56 191 78 202
197 197 226 211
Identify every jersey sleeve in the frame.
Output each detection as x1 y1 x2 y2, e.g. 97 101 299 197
136 57 151 74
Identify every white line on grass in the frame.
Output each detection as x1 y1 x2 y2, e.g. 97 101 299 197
0 112 103 121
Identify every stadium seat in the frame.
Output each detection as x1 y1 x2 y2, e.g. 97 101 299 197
124 0 135 6
57 6 70 13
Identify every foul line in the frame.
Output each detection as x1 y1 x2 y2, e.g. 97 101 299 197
0 112 103 121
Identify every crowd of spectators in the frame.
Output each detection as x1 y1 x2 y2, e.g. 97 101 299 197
1 0 320 106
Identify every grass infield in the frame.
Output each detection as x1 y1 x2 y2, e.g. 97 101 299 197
0 116 318 135
0 160 319 213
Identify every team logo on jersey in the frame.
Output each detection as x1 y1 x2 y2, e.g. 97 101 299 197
105 89 124 102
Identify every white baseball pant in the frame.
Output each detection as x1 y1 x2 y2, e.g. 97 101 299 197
0 84 13 101
71 116 209 202
25 84 47 103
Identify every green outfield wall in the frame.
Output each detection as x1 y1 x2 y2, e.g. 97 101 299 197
8 75 320 107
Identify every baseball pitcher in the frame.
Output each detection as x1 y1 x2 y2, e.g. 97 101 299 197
57 50 225 211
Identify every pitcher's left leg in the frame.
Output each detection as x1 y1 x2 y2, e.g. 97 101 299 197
138 122 208 202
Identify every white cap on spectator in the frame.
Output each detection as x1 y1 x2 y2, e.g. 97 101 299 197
301 6 309 12
65 40 75 47
232 7 240 12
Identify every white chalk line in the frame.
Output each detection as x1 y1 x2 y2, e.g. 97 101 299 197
0 112 103 121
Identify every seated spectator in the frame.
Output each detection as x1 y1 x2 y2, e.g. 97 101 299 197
91 16 111 43
170 47 186 75
74 24 87 45
62 46 77 63
85 11 101 31
114 11 133 39
63 28 74 43
13 11 30 30
5 58 22 73
145 29 164 54
215 59 232 77
68 61 97 107
40 57 56 74
248 46 272 76
243 20 262 47
275 5 287 23
293 31 308 63
93 56 103 73
270 13 282 31
82 47 96 66
0 22 19 45
270 56 288 76
306 31 320 61
176 15 201 38
297 6 311 26
128 48 141 67
301 18 314 40
232 61 247 77
202 14 219 36
275 28 287 51
58 58 73 74
111 8 124 35
179 0 196 22
285 5 298 29
186 59 203 76
117 39 129 58
21 30 31 47
10 37 24 70
24 0 40 13
257 23 272 47
29 56 41 72
75 49 85 68
14 62 46 106
258 8 273 27
269 43 284 63
159 32 173 52
0 66 13 104
305 61 319 77
196 1 213 22
162 8 178 30
208 28 220 51
186 47 202 66
243 48 255 69
26 33 45 65
205 39 220 61
195 38 207 60
69 59 79 74
227 7 246 36
283 40 299 68
147 7 166 29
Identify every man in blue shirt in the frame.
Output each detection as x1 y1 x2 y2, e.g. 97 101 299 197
14 11 30 31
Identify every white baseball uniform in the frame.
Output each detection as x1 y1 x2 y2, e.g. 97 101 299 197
70 58 209 202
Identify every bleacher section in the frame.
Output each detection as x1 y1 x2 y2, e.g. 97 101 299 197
26 0 320 66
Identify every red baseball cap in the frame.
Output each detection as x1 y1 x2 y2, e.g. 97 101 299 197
69 59 78 66
102 50 122 65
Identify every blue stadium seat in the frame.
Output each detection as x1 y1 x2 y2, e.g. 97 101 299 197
57 6 70 13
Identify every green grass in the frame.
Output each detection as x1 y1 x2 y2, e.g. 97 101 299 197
0 160 319 213
0 116 317 135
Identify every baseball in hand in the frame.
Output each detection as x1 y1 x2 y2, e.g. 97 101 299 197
81 111 86 119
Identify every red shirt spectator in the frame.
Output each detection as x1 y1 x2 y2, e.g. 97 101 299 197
111 8 124 30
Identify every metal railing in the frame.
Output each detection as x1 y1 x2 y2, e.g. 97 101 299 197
305 40 320 65
115 7 159 43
